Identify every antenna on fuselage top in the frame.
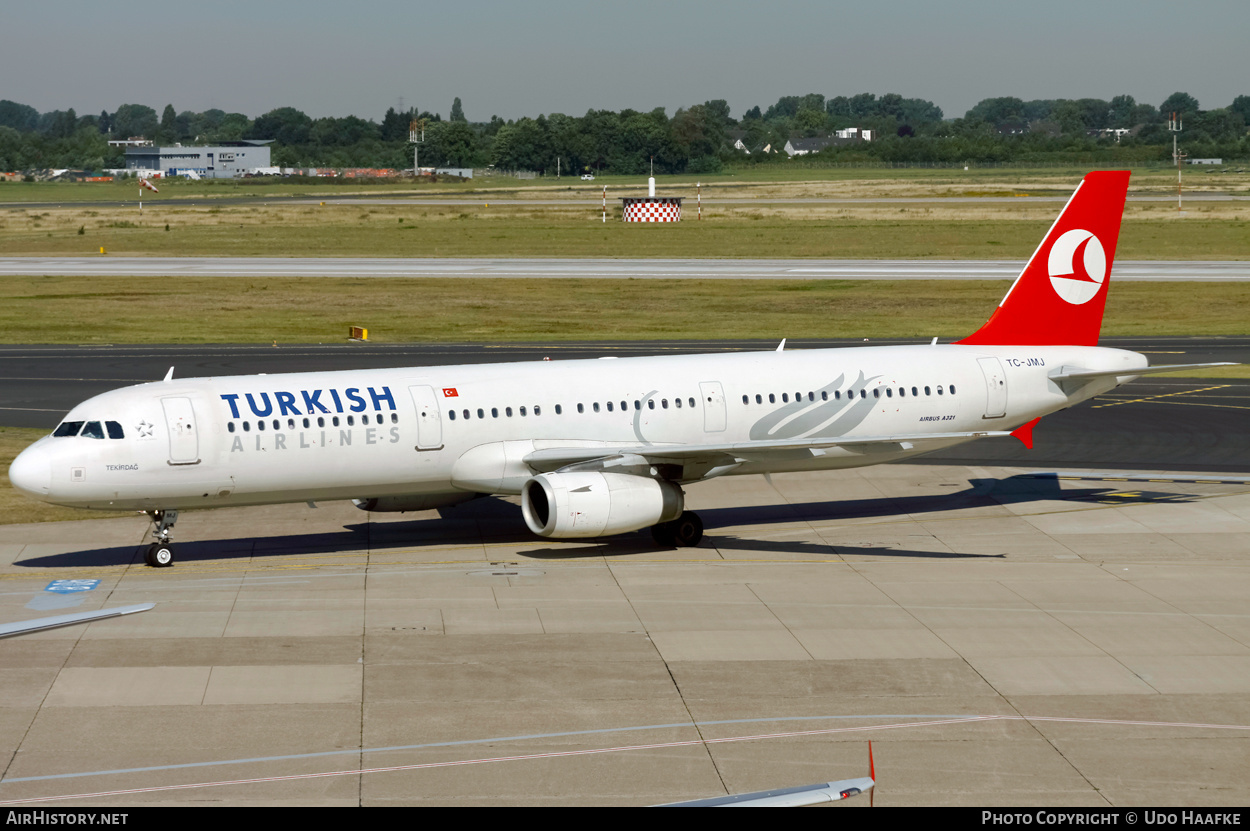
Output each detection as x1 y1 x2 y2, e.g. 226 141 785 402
163 367 175 382
776 339 786 352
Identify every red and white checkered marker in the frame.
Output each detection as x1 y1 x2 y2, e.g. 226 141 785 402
623 200 681 222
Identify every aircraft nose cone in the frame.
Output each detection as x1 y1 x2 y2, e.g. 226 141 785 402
8 444 51 498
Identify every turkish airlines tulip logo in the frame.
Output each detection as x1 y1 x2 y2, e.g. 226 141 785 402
1047 229 1107 304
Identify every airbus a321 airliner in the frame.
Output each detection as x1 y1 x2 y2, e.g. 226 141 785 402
8 171 1229 567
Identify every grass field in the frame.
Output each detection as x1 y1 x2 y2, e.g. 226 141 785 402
2 168 1246 259
2 275 1247 344
1 202 1247 259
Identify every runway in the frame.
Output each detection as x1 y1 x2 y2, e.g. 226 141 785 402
3 256 1249 280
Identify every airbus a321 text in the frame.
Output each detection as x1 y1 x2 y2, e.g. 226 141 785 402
8 171 1232 567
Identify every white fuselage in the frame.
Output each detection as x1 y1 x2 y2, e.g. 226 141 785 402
10 343 1146 512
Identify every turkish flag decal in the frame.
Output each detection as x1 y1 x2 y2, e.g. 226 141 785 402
442 388 458 397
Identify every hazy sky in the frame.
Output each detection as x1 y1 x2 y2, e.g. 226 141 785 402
5 0 1246 122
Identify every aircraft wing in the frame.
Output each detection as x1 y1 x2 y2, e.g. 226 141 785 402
658 775 875 807
524 430 1011 471
0 604 154 639
1049 362 1237 381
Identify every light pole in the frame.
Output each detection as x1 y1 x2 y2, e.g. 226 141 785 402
1169 112 1186 212
409 118 426 176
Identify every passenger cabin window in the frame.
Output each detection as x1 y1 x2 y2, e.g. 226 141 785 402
768 394 775 403
535 406 542 416
243 421 251 432
53 421 84 437
448 410 456 421
577 403 584 414
648 400 655 410
755 394 762 404
555 405 562 415
689 398 695 407
505 407 513 417
592 403 600 413
491 408 499 418
258 420 266 431
228 422 236 433
478 409 485 419
950 384 957 394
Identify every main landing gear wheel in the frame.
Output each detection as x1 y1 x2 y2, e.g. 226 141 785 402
651 511 703 548
145 542 175 568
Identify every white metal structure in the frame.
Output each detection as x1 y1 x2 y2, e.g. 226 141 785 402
8 172 1231 567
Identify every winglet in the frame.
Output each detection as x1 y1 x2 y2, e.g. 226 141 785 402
1011 417 1041 449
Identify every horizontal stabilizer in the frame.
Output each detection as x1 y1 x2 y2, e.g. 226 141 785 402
659 775 875 807
1049 362 1237 382
0 603 155 639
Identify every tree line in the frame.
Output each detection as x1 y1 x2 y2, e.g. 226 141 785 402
1 91 1247 175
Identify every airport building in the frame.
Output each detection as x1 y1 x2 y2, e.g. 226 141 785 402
124 140 273 179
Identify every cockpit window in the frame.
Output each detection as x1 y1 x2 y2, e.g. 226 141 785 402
106 421 125 439
80 421 105 439
53 421 84 437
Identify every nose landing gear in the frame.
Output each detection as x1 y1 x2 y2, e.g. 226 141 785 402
143 509 179 567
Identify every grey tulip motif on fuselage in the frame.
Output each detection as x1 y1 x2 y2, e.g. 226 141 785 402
748 371 880 441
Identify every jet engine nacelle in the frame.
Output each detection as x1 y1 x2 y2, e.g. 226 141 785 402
521 471 684 538
354 492 478 513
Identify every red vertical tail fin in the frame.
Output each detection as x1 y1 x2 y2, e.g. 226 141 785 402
958 171 1130 346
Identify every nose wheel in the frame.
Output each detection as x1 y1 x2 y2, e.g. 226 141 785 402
143 509 179 568
145 542 175 567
